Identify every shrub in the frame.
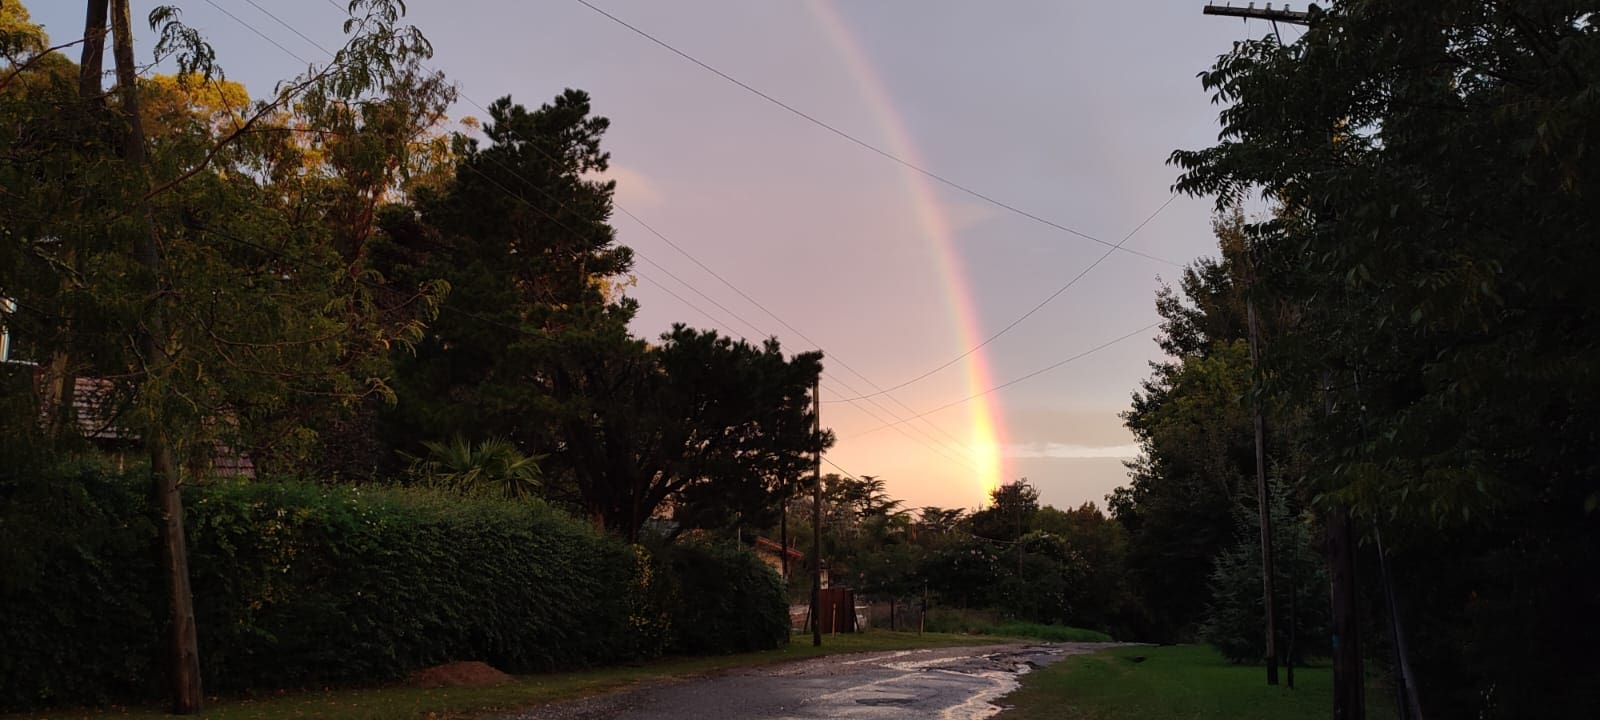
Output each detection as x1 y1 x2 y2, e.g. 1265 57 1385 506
0 469 645 708
185 481 642 687
1199 481 1328 665
0 461 163 707
651 541 788 654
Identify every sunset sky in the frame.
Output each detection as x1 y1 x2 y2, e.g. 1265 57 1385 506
32 1 1285 512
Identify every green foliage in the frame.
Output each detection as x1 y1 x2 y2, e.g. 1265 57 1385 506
0 468 647 709
374 89 635 467
403 435 543 499
651 541 789 655
553 325 828 542
0 461 162 707
1169 2 1600 716
1200 478 1328 665
969 478 1039 542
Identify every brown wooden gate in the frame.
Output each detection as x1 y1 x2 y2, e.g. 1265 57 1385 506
814 588 856 633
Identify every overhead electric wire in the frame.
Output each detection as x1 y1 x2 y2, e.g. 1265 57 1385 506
229 1 992 476
572 0 1182 267
560 0 1183 401
856 323 1159 437
826 192 1176 403
228 1 1158 478
204 0 309 63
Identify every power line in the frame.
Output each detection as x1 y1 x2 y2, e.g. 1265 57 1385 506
447 124 989 473
826 193 1176 403
608 204 990 449
244 1 1133 479
856 323 1159 437
204 0 309 63
304 0 984 455
572 0 1181 267
561 1 1181 400
227 0 990 478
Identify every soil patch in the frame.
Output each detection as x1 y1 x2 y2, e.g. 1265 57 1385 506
408 661 515 688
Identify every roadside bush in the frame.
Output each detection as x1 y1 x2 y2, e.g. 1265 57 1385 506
0 469 645 708
186 481 642 687
0 460 162 707
652 541 787 654
1200 481 1327 665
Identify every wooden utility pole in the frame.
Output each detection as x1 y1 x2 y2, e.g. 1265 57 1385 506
1202 2 1311 24
79 0 108 99
1201 1 1354 708
810 376 823 647
1247 296 1279 686
1323 372 1364 720
109 0 204 712
780 497 789 581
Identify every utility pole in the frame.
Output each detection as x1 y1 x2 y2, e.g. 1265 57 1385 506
811 376 823 647
109 0 204 712
1323 371 1364 720
1201 2 1359 712
1202 2 1311 24
1248 294 1279 686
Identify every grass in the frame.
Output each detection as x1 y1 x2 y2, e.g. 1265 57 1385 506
990 621 1113 643
997 645 1395 720
921 608 1113 643
23 632 1003 720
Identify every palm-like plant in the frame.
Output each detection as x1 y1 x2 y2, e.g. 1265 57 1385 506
404 436 543 500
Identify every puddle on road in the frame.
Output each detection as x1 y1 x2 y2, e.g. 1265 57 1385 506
938 664 1030 720
810 647 1066 720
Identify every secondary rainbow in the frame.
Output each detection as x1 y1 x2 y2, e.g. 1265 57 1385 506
809 1 1008 502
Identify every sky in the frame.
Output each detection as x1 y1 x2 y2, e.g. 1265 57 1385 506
32 1 1271 513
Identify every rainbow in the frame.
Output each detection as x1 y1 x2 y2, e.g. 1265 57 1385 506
809 2 1007 503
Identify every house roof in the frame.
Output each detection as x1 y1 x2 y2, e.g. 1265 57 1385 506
754 535 804 560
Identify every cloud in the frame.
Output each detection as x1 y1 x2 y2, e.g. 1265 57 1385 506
1003 442 1140 459
594 163 665 209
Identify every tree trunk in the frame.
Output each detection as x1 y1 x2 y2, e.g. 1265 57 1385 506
109 1 204 712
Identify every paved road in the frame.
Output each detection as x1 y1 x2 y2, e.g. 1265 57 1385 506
508 642 1118 720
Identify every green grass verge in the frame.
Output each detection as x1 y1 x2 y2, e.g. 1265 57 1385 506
23 632 1002 720
997 645 1394 720
922 609 1113 643
991 621 1113 643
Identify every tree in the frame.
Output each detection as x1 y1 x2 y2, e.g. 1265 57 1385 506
1201 476 1327 665
1035 502 1132 633
2 0 440 711
1170 3 1600 716
554 325 828 542
970 478 1039 541
373 89 634 469
1110 212 1263 642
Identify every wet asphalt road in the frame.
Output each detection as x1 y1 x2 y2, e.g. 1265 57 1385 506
506 642 1119 720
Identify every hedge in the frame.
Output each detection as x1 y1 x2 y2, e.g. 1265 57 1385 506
0 465 793 709
653 540 789 655
0 468 642 708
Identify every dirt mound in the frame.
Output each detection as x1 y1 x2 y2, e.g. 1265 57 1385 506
407 661 514 688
